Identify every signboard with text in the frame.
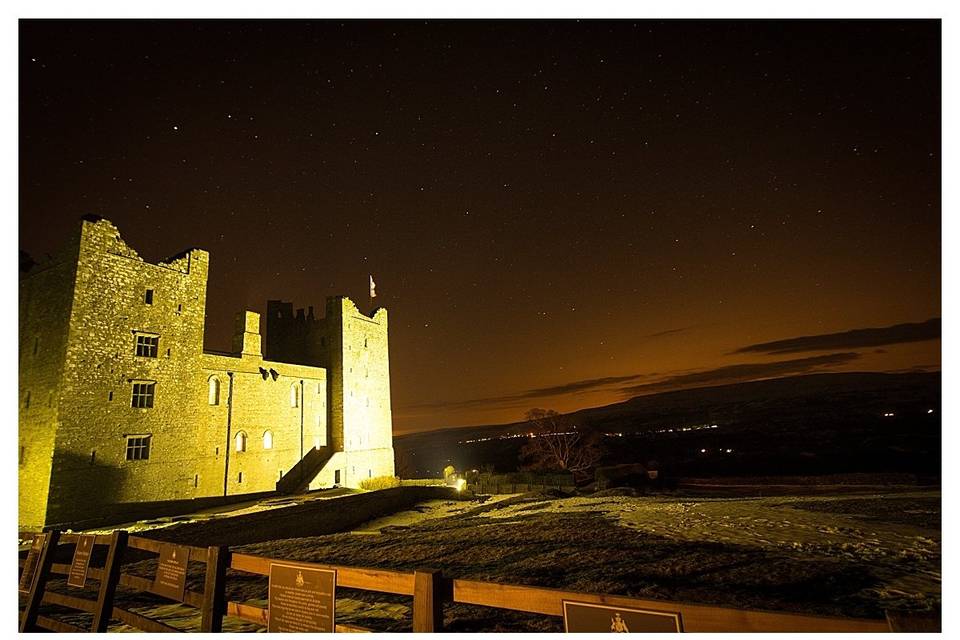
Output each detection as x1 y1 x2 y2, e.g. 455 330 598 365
66 535 96 588
18 533 48 594
152 544 190 601
563 600 682 633
268 562 336 632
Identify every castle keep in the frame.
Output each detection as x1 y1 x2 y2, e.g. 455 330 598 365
19 217 395 530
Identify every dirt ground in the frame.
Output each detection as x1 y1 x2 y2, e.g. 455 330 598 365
31 488 940 632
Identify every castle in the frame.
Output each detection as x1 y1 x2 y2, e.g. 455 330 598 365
18 216 395 530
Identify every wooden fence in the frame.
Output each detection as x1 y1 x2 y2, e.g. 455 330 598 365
18 530 937 633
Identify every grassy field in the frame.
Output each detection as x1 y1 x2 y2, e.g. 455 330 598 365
33 487 940 632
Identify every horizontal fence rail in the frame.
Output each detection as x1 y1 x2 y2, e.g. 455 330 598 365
18 528 938 633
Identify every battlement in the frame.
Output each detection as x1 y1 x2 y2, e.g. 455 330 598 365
267 300 322 327
78 216 208 275
267 296 385 327
331 296 388 325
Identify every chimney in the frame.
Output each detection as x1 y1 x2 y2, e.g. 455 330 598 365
232 311 262 358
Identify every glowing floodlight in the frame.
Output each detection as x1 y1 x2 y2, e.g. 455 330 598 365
456 478 467 492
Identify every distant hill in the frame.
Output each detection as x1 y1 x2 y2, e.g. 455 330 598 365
396 371 940 479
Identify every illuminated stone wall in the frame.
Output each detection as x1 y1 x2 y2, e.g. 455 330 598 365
18 217 395 529
324 297 396 486
18 226 82 530
199 313 328 497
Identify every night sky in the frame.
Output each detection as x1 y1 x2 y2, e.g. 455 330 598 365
19 20 941 434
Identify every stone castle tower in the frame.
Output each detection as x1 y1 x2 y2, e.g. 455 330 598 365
265 298 394 489
18 216 395 530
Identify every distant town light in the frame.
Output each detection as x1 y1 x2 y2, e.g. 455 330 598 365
700 448 707 453
455 478 467 492
928 409 934 414
883 412 895 417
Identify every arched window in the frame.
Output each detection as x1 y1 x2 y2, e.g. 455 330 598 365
208 376 220 405
263 430 273 450
290 384 299 408
235 431 247 452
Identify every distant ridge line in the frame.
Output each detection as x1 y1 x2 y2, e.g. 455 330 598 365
397 370 940 439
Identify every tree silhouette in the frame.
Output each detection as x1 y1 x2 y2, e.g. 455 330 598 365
519 408 604 480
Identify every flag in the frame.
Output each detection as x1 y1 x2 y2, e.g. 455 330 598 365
369 275 377 299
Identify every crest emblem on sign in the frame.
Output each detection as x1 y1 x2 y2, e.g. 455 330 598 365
296 571 305 587
611 612 630 633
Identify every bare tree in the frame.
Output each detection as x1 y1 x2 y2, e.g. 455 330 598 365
519 408 604 480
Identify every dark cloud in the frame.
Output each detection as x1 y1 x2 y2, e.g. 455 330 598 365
734 318 940 355
643 326 695 339
406 350 861 412
404 372 653 411
618 352 861 396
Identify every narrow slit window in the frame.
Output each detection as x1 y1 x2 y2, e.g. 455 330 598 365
144 289 154 304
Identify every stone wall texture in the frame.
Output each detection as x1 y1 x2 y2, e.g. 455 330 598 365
18 217 396 530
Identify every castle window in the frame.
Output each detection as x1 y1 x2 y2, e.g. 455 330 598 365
263 430 273 449
144 289 154 305
290 384 299 408
364 338 368 348
24 391 30 409
208 376 221 405
135 333 159 358
125 435 151 461
19 446 25 465
334 469 341 484
32 337 39 356
238 472 243 483
131 382 155 408
235 431 247 452
368 469 372 478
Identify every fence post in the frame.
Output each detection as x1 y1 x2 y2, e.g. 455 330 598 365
413 569 445 632
91 529 128 632
19 530 61 632
885 610 941 632
201 545 229 632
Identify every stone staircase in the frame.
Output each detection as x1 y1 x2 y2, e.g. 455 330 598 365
276 446 333 494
